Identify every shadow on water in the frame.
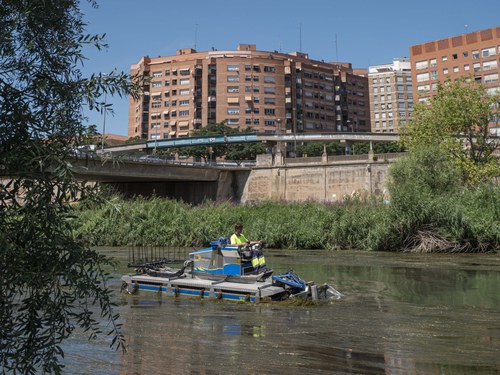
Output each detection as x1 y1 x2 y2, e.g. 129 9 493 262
62 248 500 375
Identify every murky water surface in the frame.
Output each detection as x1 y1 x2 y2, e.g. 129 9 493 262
63 249 500 374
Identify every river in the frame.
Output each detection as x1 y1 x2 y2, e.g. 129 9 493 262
62 248 500 374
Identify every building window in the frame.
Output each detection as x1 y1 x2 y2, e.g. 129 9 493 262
417 84 430 94
227 75 239 82
264 120 275 126
482 47 496 57
264 108 275 115
245 65 251 71
416 72 429 82
264 76 275 83
227 108 240 115
472 50 480 59
179 88 190 95
264 87 275 94
430 58 437 68
463 51 468 58
179 100 189 106
152 81 161 88
443 68 449 75
453 66 459 73
464 64 470 71
264 66 276 72
264 97 275 104
179 110 189 117
473 63 481 72
179 68 190 76
483 60 498 71
415 60 428 70
484 73 499 83
152 71 162 78
430 70 438 80
226 118 239 125
227 64 239 71
179 78 190 85
442 56 447 62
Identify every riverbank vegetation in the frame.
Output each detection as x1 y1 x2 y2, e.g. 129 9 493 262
75 144 499 252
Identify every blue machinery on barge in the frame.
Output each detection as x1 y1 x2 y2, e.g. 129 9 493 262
121 239 343 302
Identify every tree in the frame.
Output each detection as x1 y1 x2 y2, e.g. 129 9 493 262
295 142 345 157
0 1 141 373
400 77 500 183
174 123 265 162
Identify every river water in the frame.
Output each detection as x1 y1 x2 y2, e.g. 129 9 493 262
62 248 500 374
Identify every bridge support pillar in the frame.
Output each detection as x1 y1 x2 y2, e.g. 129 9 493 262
368 141 374 160
274 150 284 166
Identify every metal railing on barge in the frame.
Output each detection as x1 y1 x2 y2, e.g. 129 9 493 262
127 246 192 267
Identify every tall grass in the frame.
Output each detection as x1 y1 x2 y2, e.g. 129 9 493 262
73 145 500 252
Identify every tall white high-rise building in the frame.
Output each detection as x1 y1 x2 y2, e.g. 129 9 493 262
368 58 413 133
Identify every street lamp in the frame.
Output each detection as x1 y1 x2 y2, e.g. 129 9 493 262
276 118 282 155
154 122 159 154
101 90 107 152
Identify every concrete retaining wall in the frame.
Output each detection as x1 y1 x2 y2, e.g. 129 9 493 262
239 154 391 203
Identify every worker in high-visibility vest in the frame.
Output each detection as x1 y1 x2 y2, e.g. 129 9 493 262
230 223 266 273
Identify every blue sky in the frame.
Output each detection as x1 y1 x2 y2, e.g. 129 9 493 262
79 0 500 136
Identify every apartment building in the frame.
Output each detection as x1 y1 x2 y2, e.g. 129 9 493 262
368 58 413 133
410 26 500 104
128 44 370 141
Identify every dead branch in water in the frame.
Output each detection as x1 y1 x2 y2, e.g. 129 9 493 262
406 230 473 253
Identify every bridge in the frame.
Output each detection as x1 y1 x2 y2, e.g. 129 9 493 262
100 132 400 154
70 150 405 204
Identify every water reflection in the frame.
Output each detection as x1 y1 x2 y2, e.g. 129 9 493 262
63 249 500 374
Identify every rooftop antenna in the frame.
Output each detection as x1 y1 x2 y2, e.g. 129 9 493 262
194 23 198 50
299 23 302 52
335 33 339 61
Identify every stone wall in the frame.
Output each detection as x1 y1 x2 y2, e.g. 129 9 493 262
239 154 391 203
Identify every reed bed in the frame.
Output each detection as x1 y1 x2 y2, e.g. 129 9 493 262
73 183 500 252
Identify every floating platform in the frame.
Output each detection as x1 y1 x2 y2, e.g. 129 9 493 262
121 239 343 303
121 273 289 302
